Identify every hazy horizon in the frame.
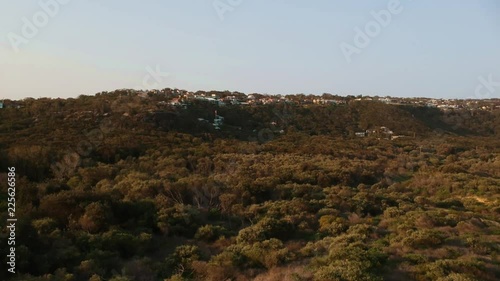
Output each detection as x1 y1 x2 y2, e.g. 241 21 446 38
1 0 499 100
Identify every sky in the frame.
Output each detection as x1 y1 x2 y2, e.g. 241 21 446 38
1 0 499 100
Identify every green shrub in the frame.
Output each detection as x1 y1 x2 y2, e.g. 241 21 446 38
236 218 293 243
435 199 465 210
318 215 348 236
194 225 227 242
241 238 290 269
402 229 446 249
436 273 477 281
166 245 201 271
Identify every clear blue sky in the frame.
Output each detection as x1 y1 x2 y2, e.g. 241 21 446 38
1 0 499 100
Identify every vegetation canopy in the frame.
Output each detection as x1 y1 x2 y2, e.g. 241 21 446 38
0 90 499 281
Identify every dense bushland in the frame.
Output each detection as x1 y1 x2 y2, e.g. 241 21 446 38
0 91 499 281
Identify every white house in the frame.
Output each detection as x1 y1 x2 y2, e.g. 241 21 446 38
355 132 366 137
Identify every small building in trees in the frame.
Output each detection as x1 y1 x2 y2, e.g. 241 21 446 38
355 132 366 137
213 110 224 130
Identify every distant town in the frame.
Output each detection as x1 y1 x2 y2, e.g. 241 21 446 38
2 88 499 112
135 88 500 112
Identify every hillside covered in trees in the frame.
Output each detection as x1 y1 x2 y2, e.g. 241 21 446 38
1 90 499 281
